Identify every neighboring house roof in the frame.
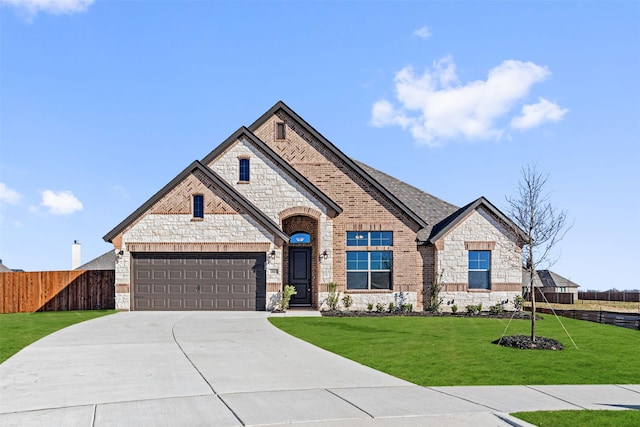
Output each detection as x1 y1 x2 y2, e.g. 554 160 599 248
248 101 427 229
103 160 289 243
76 250 116 270
356 161 459 241
201 126 342 216
536 270 580 288
0 262 11 272
522 269 579 289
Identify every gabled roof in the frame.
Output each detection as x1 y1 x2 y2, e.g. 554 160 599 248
201 126 342 215
537 270 580 288
103 161 288 243
248 101 427 229
426 196 526 245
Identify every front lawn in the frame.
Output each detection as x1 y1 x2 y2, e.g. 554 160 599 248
0 310 116 363
512 410 640 427
269 315 640 386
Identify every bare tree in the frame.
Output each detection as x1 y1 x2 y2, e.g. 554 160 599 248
507 165 568 342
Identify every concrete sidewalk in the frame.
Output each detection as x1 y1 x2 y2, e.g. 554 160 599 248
0 312 638 426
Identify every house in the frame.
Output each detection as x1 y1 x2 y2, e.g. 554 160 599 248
531 270 580 300
103 101 524 312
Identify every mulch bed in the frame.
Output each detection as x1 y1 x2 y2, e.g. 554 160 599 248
319 310 538 320
493 335 564 350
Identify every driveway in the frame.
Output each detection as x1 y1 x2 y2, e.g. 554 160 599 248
1 312 638 426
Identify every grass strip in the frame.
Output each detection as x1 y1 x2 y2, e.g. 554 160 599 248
512 410 640 427
269 316 640 385
0 310 116 363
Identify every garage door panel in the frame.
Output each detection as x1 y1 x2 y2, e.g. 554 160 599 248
133 253 265 311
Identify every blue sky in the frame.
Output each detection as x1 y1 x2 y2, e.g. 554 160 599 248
1 1 638 291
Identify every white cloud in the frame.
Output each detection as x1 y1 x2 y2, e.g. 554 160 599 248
0 0 94 16
41 190 83 215
371 56 567 146
511 98 569 130
413 26 431 39
0 183 21 205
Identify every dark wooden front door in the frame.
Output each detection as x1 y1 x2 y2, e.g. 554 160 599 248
288 247 312 306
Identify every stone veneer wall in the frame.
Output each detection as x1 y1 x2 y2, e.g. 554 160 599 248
437 207 522 312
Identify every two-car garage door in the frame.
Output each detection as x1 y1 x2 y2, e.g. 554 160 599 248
132 253 266 311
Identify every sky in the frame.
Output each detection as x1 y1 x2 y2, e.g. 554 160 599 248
0 0 638 291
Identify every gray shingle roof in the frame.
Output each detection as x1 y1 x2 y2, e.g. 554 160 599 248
537 270 580 288
355 161 459 241
0 262 11 272
76 250 116 270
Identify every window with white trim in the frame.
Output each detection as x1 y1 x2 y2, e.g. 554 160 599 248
468 250 490 289
346 231 393 290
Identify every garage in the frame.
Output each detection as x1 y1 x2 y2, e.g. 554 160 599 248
132 253 266 311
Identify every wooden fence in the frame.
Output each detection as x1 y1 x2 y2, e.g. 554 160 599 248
523 291 575 304
535 307 640 331
578 291 640 302
0 270 115 314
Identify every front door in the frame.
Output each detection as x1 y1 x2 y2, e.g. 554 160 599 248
288 247 312 306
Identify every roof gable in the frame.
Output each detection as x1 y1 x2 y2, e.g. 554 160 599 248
201 126 342 215
427 196 525 245
103 161 288 243
248 101 427 228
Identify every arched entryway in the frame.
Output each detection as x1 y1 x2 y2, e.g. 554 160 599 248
282 215 319 308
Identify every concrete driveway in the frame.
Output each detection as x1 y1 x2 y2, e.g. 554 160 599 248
1 312 638 426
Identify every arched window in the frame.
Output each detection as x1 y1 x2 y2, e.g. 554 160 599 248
289 232 310 244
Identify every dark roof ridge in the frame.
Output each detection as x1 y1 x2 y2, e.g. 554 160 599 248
103 160 288 243
248 101 427 228
201 126 342 215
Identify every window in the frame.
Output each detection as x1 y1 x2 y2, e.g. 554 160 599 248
346 231 393 247
347 251 392 290
346 231 393 290
193 194 204 218
289 232 310 244
276 122 286 139
239 158 250 182
468 250 490 289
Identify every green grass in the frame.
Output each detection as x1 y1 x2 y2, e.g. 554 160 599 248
512 410 640 427
0 310 116 363
269 316 640 386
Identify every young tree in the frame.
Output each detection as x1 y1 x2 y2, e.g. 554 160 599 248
507 165 568 342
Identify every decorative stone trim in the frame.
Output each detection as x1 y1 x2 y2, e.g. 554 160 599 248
279 206 322 221
126 242 272 252
464 241 496 250
267 283 282 292
115 283 130 293
434 239 444 250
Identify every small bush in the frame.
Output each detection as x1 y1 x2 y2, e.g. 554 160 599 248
451 304 458 314
277 285 297 311
513 295 525 311
489 303 505 315
367 303 374 312
465 303 482 315
326 282 340 311
341 294 353 310
375 303 385 313
405 303 413 312
388 302 395 313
